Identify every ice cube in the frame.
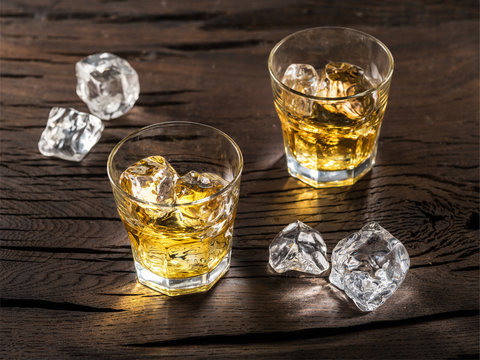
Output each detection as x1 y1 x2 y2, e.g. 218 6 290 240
38 107 104 162
329 222 410 312
269 220 329 275
322 62 371 96
316 62 375 119
281 64 320 116
120 156 179 204
175 170 226 204
175 171 228 228
76 52 140 120
282 64 320 96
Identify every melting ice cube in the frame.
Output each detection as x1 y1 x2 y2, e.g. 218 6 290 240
317 61 375 119
269 220 329 275
76 52 140 120
281 64 321 116
175 170 226 204
282 64 320 96
175 170 229 229
38 107 104 162
329 222 410 312
119 156 179 204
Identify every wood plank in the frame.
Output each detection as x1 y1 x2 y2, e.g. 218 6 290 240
0 0 478 358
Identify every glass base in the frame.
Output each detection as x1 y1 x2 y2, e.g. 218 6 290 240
134 251 231 296
285 149 376 188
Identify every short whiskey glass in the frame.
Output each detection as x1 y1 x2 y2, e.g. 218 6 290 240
269 27 394 187
107 122 243 296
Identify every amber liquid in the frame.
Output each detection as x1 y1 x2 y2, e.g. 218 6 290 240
117 161 234 280
276 62 388 176
121 210 234 279
276 101 385 171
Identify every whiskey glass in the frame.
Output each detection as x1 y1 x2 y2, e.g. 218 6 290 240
269 27 394 187
107 122 243 296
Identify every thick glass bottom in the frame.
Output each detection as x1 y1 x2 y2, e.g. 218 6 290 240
134 251 231 296
285 147 376 188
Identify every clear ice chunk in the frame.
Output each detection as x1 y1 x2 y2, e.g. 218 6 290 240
282 64 320 96
175 170 226 204
119 156 179 204
281 64 320 116
319 62 371 97
38 107 104 162
269 220 329 275
329 222 410 312
316 61 375 119
175 171 228 229
76 52 140 120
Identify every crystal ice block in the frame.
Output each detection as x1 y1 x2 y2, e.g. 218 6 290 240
38 107 104 162
281 64 320 116
316 61 375 119
269 220 329 275
175 170 226 204
329 222 410 312
76 52 140 120
119 156 179 204
175 170 228 229
282 64 320 96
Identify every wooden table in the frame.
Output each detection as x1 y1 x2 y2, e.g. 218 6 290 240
1 1 478 358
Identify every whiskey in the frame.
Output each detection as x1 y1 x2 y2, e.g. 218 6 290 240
276 101 385 171
275 62 389 186
116 156 235 288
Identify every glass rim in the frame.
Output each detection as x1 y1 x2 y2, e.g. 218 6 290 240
268 26 394 101
107 121 244 208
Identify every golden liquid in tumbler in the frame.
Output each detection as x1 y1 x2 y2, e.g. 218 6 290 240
276 62 388 182
117 157 234 282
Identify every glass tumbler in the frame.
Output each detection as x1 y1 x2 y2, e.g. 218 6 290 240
107 122 243 296
269 27 394 187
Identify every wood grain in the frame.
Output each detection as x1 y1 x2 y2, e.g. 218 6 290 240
1 0 478 358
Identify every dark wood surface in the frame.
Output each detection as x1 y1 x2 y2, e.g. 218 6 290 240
1 1 479 358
